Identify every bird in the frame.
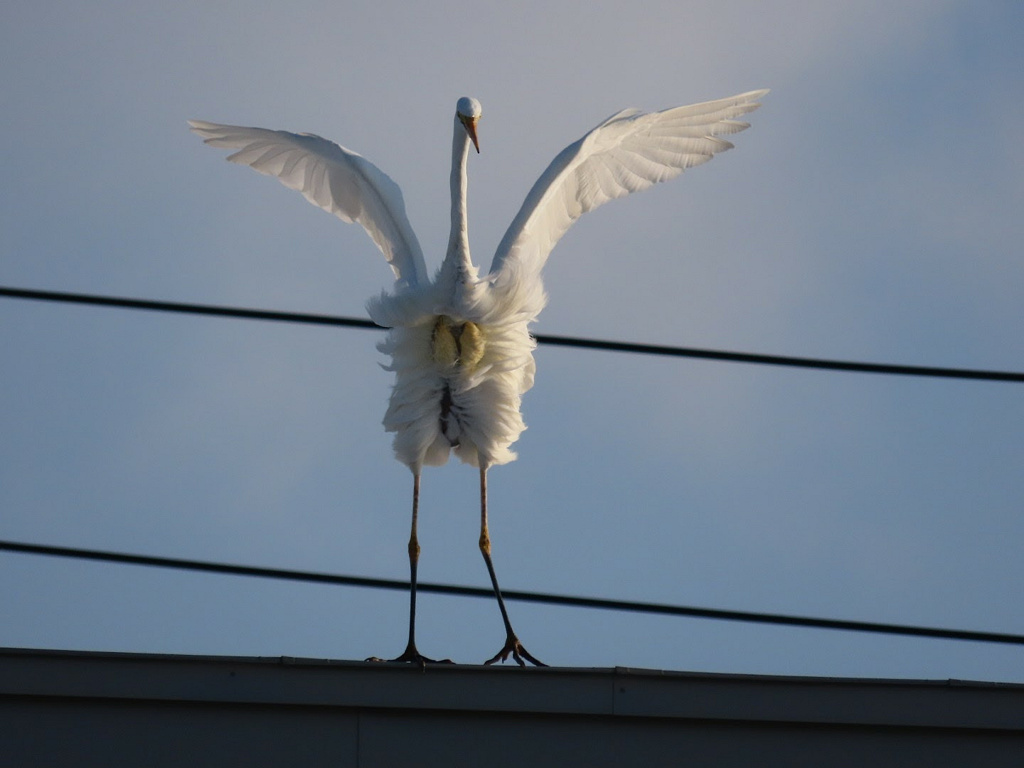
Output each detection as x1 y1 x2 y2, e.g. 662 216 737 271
189 89 767 666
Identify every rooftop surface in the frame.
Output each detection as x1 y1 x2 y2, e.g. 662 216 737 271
3 647 1024 767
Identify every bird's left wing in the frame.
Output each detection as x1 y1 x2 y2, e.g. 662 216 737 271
488 90 767 285
189 121 427 288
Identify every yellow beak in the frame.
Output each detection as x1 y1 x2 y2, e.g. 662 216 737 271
462 116 480 153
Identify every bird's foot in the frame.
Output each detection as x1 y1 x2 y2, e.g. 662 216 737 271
483 633 546 667
366 643 453 666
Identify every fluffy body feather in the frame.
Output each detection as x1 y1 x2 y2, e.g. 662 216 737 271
370 276 539 470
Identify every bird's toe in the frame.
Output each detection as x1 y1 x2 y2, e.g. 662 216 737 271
484 634 546 667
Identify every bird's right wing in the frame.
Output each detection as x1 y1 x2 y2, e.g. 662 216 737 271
189 121 427 288
488 90 768 285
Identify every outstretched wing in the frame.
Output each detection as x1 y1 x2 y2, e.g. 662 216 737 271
189 121 427 288
488 89 768 284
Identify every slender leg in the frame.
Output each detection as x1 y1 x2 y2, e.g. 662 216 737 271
377 472 449 665
479 466 545 667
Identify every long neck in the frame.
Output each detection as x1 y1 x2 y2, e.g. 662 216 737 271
441 116 474 285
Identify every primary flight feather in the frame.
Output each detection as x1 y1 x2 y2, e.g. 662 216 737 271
190 88 767 666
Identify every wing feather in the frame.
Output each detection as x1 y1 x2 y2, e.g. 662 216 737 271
189 121 427 287
488 89 767 282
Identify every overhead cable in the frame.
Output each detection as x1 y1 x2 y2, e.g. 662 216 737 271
3 285 1022 382
3 539 1023 647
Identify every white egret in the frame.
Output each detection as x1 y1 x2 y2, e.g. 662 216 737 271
190 89 767 666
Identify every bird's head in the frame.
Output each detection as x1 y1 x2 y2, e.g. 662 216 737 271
456 96 482 153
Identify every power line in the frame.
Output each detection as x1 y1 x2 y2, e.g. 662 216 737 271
0 285 377 331
4 538 1023 647
3 285 1022 383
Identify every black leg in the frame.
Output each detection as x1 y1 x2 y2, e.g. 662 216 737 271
478 466 545 667
370 473 450 665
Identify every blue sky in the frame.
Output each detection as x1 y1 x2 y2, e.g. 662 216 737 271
2 1 1023 680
